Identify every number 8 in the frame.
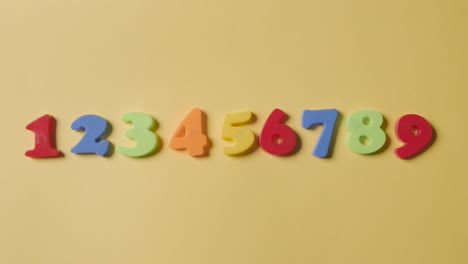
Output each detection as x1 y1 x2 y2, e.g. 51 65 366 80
346 110 387 154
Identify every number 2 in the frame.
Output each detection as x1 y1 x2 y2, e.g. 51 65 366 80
71 115 112 156
116 112 161 157
301 109 339 158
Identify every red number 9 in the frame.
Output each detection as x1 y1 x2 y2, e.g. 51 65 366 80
394 114 434 159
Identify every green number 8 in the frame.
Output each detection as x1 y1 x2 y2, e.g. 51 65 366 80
346 110 387 154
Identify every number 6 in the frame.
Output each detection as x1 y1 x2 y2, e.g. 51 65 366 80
260 109 298 156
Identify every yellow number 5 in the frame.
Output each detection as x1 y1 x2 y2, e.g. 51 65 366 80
221 111 257 156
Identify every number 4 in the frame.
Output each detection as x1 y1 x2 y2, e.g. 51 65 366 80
170 108 210 157
301 109 339 158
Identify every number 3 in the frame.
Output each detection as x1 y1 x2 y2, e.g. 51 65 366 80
116 112 161 157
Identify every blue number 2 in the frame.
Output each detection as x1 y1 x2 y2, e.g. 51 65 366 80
301 109 339 158
71 115 112 156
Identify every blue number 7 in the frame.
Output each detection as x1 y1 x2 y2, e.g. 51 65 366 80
301 109 339 158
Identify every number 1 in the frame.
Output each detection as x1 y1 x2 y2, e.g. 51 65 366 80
301 109 339 158
25 114 62 158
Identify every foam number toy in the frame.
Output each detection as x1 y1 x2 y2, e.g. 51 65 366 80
71 114 112 156
394 114 434 159
301 109 339 158
25 114 62 158
23 108 437 160
259 108 298 156
221 111 256 156
170 108 209 157
116 112 161 157
346 110 387 154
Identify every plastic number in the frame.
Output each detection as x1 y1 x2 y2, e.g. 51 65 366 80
169 108 209 157
301 109 339 158
71 115 112 156
394 114 434 159
221 111 256 156
116 112 160 157
25 114 62 158
259 108 298 156
346 110 387 154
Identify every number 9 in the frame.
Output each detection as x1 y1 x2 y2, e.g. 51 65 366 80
394 114 434 159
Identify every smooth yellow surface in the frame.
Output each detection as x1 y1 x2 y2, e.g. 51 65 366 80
1 0 467 263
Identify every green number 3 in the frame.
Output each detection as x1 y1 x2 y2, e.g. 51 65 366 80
117 112 161 157
346 110 387 154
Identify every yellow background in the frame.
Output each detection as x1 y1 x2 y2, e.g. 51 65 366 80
1 0 467 263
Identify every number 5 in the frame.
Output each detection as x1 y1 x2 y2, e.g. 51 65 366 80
221 111 257 156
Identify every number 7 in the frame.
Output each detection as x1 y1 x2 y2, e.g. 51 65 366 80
301 109 339 158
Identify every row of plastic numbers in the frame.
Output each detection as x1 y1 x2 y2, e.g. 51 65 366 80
25 108 435 160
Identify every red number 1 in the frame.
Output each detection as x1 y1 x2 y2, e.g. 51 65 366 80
25 115 62 158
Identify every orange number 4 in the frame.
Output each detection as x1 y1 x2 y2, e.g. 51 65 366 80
170 108 210 157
